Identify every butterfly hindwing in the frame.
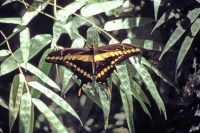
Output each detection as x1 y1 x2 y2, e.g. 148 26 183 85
66 60 92 87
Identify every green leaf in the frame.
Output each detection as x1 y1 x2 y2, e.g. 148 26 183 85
120 86 135 133
116 64 134 133
130 79 152 119
116 64 133 110
111 70 121 88
64 21 80 40
21 0 50 25
0 50 10 57
0 34 51 76
56 1 86 21
176 18 200 70
141 56 176 90
32 98 68 133
78 96 93 132
0 25 26 46
98 84 111 129
20 63 60 91
153 0 161 20
51 21 65 47
152 0 194 32
123 38 163 51
19 93 32 133
0 96 8 109
81 0 123 17
159 7 200 60
0 18 23 24
82 84 102 108
30 48 53 98
104 18 154 31
72 16 87 28
124 62 138 79
20 27 31 69
51 1 86 47
60 67 73 94
87 26 99 45
2 0 14 6
130 57 167 119
131 80 151 106
38 48 53 69
28 81 82 125
71 38 85 48
152 11 175 33
9 74 25 132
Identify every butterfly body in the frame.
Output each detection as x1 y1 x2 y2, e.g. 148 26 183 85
45 43 141 93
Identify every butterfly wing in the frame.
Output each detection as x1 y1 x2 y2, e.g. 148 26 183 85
94 43 141 84
45 48 94 87
45 43 141 93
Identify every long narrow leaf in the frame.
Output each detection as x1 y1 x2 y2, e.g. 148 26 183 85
130 79 152 119
0 1 39 48
21 0 50 25
116 64 133 111
116 64 134 133
130 57 167 119
78 97 93 132
81 0 123 17
0 18 23 24
104 18 154 31
0 96 8 109
64 21 79 40
2 0 14 6
56 1 86 21
119 86 135 133
176 18 200 70
20 27 31 69
19 93 32 133
152 0 194 32
131 80 151 106
87 27 99 46
71 38 85 48
51 1 85 47
0 25 26 46
9 74 25 132
153 0 161 20
28 81 82 125
141 56 176 90
98 84 111 129
81 83 102 108
159 7 200 60
152 11 175 33
0 34 51 76
0 50 10 57
51 21 65 47
61 67 73 94
20 63 60 91
31 48 53 98
32 98 68 133
123 38 163 51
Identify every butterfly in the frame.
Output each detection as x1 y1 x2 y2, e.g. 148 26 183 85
45 43 141 95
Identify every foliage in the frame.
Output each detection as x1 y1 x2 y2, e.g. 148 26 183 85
0 0 199 133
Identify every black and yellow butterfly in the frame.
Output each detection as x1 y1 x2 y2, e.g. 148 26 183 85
45 43 141 95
